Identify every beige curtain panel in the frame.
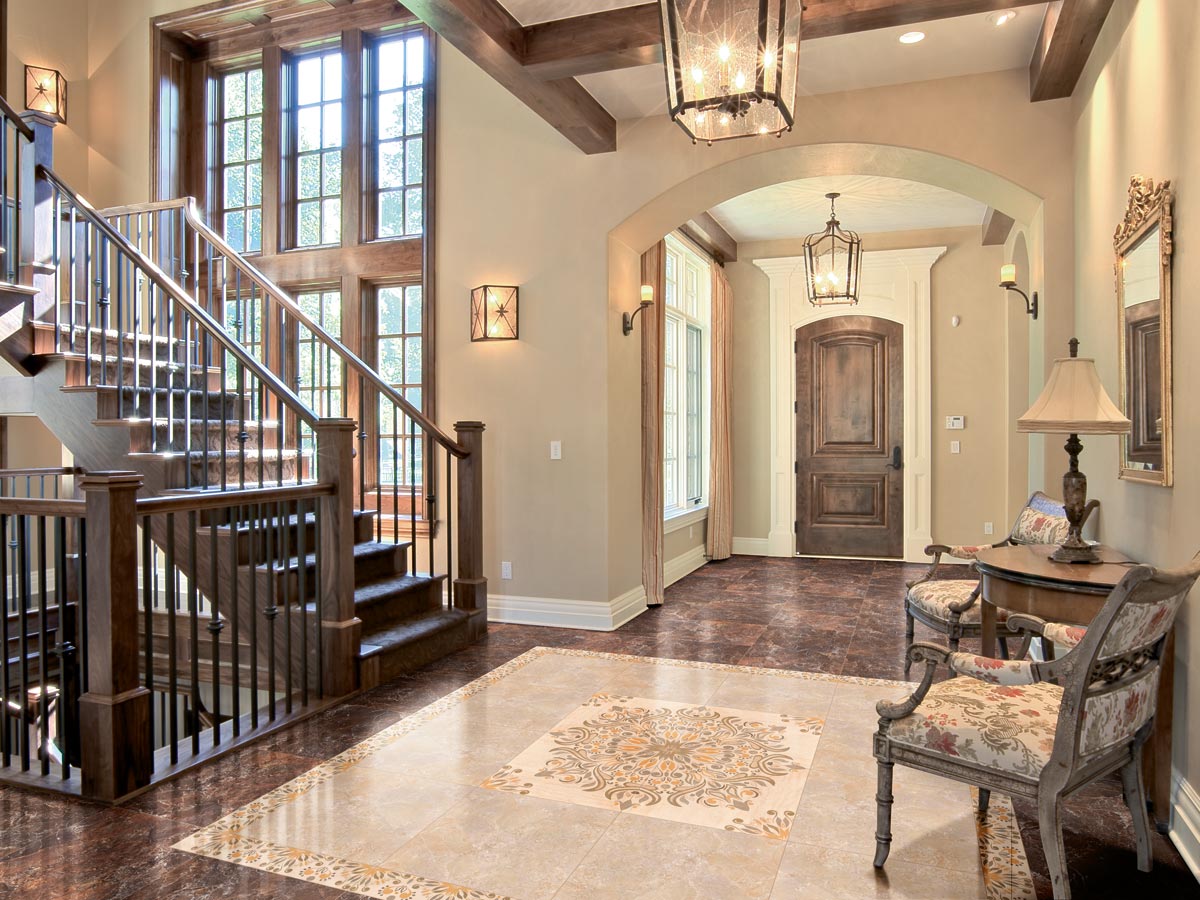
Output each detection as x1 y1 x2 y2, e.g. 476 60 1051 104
640 242 667 606
707 265 734 561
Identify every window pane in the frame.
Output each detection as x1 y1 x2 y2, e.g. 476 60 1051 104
379 92 403 139
404 337 422 384
404 286 422 333
322 52 342 100
297 56 322 105
224 120 246 162
322 150 342 195
224 71 246 118
224 211 245 252
246 208 262 252
246 69 263 114
379 39 405 91
378 287 404 333
379 141 403 188
298 200 320 245
404 138 423 186
405 187 423 234
322 103 342 149
224 165 246 208
378 337 404 383
297 154 321 199
405 36 425 85
218 69 263 253
405 88 424 135
321 197 341 244
298 107 321 152
246 162 262 205
378 191 403 238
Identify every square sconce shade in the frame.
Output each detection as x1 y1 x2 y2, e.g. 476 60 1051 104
470 285 518 342
25 66 67 124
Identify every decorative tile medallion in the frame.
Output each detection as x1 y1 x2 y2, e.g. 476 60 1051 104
484 693 821 838
173 647 1036 900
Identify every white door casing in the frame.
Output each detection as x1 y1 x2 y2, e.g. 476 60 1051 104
755 248 945 562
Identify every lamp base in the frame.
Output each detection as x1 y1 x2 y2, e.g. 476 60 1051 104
1050 542 1102 564
1050 433 1103 565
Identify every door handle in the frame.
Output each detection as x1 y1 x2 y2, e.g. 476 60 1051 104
886 446 902 470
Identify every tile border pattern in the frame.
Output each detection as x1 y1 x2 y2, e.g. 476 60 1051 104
174 647 1036 900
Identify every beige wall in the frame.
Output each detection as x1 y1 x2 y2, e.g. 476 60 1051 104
1071 0 1200 792
13 5 1078 614
730 227 1011 546
5 416 66 469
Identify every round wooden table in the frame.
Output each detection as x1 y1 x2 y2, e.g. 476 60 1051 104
975 543 1173 831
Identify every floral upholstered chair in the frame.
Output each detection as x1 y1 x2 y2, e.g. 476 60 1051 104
874 553 1200 899
904 491 1072 675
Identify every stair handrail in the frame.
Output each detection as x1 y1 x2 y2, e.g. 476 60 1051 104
0 95 34 141
100 197 468 459
35 166 321 428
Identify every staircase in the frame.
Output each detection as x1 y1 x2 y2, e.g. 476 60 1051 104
0 101 486 802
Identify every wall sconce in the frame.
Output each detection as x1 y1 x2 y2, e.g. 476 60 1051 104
623 285 654 336
470 285 518 341
999 263 1038 319
24 66 67 124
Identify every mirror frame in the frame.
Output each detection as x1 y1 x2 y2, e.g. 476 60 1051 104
1114 175 1174 486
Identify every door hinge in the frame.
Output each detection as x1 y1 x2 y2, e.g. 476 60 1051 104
793 339 798 353
794 461 798 474
793 400 798 414
794 520 799 534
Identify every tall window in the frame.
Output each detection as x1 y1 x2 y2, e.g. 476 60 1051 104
372 33 426 238
295 288 343 417
663 235 711 518
291 48 343 248
376 284 424 485
218 68 263 253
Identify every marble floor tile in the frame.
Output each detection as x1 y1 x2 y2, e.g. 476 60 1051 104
771 841 987 900
554 813 787 900
382 787 616 900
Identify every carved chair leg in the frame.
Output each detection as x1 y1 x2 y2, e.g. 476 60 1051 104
1042 638 1057 662
1120 748 1153 873
1038 792 1072 899
998 637 1010 660
978 788 991 815
947 631 960 677
903 611 915 678
874 760 894 868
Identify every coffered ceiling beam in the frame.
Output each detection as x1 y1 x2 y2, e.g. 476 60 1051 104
402 0 617 154
523 4 663 81
1028 0 1115 102
680 213 738 265
519 0 1050 82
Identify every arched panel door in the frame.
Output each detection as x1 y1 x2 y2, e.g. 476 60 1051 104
796 316 903 558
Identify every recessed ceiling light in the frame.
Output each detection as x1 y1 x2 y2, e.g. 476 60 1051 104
898 31 925 44
988 9 1018 27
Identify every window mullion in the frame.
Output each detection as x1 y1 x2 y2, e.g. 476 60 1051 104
341 28 364 247
261 45 283 256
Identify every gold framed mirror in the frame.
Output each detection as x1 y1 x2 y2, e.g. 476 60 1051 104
1115 175 1173 485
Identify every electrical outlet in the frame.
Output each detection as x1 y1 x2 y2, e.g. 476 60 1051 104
983 522 994 535
550 441 562 460
950 440 961 454
501 561 513 580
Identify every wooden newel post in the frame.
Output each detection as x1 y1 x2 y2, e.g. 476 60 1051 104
78 472 152 802
315 419 360 695
453 422 487 639
20 111 58 319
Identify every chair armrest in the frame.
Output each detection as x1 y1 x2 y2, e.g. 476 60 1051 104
945 578 982 615
948 653 1037 685
1006 613 1048 659
1044 622 1088 650
878 643 949 720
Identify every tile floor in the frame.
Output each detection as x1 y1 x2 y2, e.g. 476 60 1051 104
0 556 1196 899
174 649 1023 899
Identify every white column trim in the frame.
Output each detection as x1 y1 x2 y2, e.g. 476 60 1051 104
755 248 945 562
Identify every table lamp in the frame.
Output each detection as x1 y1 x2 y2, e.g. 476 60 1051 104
1017 338 1131 563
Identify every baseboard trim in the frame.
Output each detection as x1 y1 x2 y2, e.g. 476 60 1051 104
664 544 707 588
488 585 648 632
1171 769 1200 883
732 537 769 556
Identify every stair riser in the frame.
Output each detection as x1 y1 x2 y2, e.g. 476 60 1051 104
154 453 313 491
360 616 477 688
126 421 270 454
265 543 407 605
96 387 246 421
63 356 221 393
36 326 188 364
355 581 442 631
227 512 377 565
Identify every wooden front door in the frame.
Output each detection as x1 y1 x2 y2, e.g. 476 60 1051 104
796 316 903 558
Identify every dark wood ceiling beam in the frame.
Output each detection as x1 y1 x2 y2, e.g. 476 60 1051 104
801 0 1048 40
518 0 1051 81
523 4 662 81
1028 0 1115 101
680 213 738 264
981 207 1015 246
402 0 616 154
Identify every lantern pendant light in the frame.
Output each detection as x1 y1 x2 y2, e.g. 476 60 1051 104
659 0 802 144
803 192 862 307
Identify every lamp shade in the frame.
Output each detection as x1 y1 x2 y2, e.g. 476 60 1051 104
24 65 67 123
1018 356 1131 435
470 285 518 342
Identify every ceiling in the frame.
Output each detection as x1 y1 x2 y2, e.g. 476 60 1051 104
708 175 989 243
498 3 1048 121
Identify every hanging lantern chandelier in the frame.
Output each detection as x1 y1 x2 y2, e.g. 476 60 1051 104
659 0 802 144
803 192 862 307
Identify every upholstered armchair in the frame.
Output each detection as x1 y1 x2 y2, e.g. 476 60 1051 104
904 491 1072 675
874 553 1200 899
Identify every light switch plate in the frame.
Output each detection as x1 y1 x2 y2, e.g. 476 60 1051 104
950 440 961 454
983 522 994 535
501 561 513 580
550 441 562 460
945 415 965 430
